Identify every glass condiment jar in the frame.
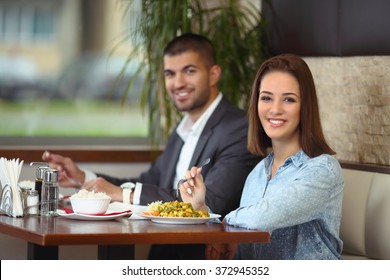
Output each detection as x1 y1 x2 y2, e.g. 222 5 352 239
24 190 39 216
40 169 59 216
35 165 50 213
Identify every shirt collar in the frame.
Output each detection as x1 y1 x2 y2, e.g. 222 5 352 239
264 150 308 171
176 93 223 141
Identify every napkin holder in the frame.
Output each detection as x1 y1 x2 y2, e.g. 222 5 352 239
0 184 23 217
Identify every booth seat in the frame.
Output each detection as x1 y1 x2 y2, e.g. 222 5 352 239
340 167 390 259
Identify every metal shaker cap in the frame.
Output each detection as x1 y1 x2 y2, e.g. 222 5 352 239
27 189 38 196
36 166 50 179
44 169 59 183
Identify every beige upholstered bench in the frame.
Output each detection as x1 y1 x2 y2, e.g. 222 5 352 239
340 165 390 259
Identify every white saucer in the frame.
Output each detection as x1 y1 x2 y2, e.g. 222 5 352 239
57 209 131 221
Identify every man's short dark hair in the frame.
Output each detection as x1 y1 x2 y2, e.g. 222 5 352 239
163 33 216 67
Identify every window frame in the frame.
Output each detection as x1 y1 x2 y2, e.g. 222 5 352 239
0 145 162 163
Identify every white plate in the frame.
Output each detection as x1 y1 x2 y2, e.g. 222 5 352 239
139 212 221 224
57 209 132 221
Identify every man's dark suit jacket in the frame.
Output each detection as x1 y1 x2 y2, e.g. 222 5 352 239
99 96 260 218
99 96 261 259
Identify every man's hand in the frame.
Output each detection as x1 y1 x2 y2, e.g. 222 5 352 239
82 177 122 201
42 151 85 188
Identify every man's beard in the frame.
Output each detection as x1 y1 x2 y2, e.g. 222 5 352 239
174 91 209 113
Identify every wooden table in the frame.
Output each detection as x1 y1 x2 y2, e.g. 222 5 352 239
0 214 270 260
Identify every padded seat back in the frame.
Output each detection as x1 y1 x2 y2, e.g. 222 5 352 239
340 169 390 259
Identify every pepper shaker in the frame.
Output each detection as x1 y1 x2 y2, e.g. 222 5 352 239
35 165 50 212
30 162 50 213
41 169 59 216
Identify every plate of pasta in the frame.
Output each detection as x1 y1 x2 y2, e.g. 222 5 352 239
140 212 221 224
140 200 221 224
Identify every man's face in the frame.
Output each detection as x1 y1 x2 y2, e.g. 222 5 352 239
163 51 213 116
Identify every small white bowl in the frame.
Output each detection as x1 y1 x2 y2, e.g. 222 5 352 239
69 197 111 215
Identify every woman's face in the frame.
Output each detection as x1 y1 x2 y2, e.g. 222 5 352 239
258 71 301 145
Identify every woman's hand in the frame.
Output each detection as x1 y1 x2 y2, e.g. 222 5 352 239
206 243 238 260
179 166 207 211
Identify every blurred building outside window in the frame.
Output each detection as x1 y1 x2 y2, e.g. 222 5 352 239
0 0 148 147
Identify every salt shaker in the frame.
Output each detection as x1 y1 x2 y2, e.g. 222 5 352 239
25 190 39 216
20 187 32 210
41 169 59 216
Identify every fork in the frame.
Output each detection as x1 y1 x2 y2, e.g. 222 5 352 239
63 173 83 187
176 157 211 197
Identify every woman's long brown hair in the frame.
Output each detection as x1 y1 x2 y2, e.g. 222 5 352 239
247 54 335 158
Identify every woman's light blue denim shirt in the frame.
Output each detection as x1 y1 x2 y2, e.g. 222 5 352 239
224 150 344 259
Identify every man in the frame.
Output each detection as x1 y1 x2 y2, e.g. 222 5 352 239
43 33 261 259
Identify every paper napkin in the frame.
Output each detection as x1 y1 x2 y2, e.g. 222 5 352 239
0 157 24 217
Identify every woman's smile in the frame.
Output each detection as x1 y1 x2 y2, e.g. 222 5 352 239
268 118 286 127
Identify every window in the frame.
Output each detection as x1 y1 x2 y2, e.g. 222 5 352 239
0 0 149 147
0 4 55 43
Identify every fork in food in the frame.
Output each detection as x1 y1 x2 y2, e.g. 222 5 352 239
176 157 211 197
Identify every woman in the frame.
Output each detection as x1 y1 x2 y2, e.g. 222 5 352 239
179 54 344 260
